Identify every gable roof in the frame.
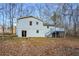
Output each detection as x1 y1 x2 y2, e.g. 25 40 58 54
17 16 43 22
17 16 54 26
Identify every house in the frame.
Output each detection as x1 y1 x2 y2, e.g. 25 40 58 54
16 16 64 37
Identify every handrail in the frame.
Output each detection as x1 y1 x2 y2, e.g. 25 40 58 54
45 29 55 37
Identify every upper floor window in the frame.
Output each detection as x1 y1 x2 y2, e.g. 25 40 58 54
36 22 39 25
29 21 32 26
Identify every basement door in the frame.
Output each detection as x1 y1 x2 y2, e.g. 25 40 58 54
22 30 27 37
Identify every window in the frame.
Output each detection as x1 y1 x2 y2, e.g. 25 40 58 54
47 26 49 28
36 22 39 25
36 30 39 33
29 21 32 26
22 30 27 37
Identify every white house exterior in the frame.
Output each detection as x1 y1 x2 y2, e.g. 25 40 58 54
16 16 64 37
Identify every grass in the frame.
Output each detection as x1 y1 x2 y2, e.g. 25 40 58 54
0 37 79 56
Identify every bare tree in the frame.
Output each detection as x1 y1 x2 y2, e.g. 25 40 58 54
7 3 17 34
51 11 61 38
73 4 79 36
0 4 5 34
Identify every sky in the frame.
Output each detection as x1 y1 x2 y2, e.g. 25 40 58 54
0 3 59 27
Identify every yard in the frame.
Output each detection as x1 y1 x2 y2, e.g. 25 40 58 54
0 37 79 56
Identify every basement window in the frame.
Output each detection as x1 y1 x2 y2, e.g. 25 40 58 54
36 30 39 33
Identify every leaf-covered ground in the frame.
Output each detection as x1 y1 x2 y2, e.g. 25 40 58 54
0 37 79 56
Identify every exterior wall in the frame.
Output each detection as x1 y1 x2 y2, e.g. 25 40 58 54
16 17 50 37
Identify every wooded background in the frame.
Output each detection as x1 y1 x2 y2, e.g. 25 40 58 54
0 3 79 37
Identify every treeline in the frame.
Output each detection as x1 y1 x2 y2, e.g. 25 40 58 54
0 3 79 37
41 3 79 37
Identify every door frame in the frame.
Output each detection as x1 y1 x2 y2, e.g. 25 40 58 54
22 30 27 37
